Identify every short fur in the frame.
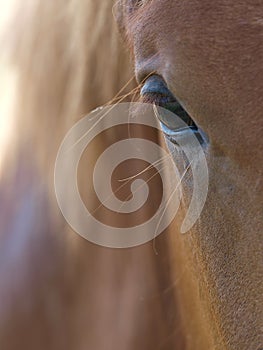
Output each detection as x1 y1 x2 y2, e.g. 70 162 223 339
117 0 263 349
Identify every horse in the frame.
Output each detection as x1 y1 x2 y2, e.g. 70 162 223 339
0 0 262 349
115 0 263 348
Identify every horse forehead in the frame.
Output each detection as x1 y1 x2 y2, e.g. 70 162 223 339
121 1 262 41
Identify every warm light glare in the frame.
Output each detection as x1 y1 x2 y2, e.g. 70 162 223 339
0 0 18 172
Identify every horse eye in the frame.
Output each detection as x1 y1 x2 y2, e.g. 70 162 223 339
140 74 208 146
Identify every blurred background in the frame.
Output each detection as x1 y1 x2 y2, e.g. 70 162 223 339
0 1 186 349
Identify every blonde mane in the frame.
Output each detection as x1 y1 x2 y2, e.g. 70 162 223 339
3 0 135 175
0 2 183 349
